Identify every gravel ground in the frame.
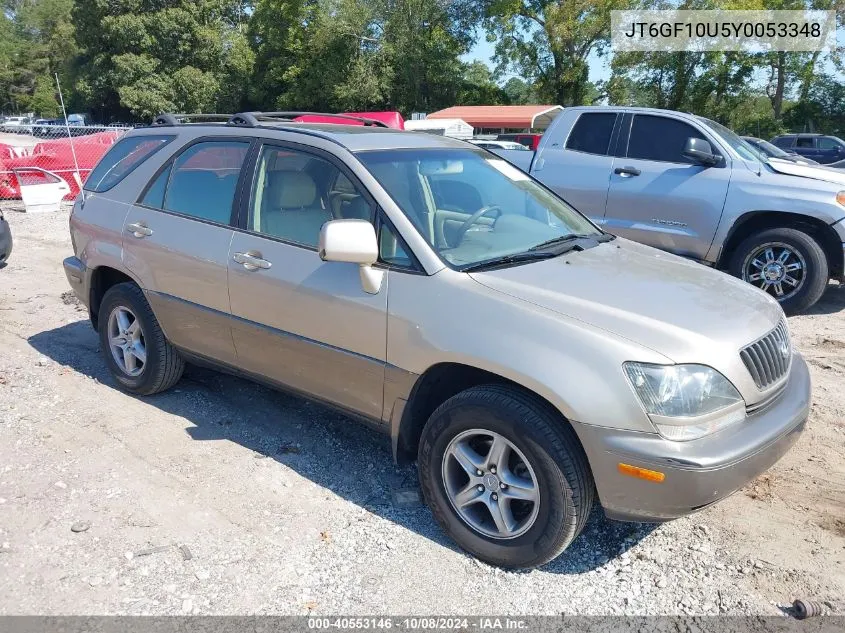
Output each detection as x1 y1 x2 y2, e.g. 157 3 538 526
0 206 843 616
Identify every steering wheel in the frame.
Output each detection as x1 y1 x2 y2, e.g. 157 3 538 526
455 205 503 241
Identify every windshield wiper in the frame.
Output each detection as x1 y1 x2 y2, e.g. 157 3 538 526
528 232 614 252
459 251 559 273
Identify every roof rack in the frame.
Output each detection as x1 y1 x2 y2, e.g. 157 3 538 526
151 113 233 126
152 111 390 128
233 111 390 128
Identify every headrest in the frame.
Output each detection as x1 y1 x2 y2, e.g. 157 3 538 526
267 170 317 208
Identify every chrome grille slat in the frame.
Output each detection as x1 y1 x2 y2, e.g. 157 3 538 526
740 319 791 390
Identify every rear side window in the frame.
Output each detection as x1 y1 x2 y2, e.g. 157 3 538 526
627 115 705 163
142 140 250 225
85 135 173 192
772 136 794 149
565 113 616 156
795 137 814 148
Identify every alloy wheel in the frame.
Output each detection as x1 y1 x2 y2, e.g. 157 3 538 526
107 306 146 377
742 242 806 300
441 429 540 540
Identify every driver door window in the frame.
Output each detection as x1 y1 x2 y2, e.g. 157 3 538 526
249 146 373 248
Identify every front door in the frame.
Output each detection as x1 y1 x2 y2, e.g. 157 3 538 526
227 142 388 420
122 138 252 364
604 113 730 261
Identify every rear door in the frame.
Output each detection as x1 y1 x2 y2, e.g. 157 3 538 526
122 138 252 364
537 111 619 222
603 113 729 260
793 136 819 161
226 141 388 420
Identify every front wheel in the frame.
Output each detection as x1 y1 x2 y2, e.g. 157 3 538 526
730 227 829 314
418 385 594 569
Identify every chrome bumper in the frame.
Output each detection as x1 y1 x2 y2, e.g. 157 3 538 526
574 354 810 522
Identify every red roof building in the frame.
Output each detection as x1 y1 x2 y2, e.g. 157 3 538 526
425 105 563 131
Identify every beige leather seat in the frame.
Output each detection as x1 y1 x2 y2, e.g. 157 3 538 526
261 170 332 246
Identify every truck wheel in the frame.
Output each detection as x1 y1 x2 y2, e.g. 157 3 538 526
418 385 594 569
98 282 184 395
730 227 829 314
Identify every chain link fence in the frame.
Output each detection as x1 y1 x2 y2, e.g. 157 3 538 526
0 123 131 209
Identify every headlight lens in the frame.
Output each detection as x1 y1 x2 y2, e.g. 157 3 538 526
624 363 745 441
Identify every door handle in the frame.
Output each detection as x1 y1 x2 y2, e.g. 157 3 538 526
126 222 153 238
233 251 272 271
614 166 641 177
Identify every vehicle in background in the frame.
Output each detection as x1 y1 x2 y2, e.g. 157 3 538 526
492 106 845 313
0 209 11 265
496 132 542 151
771 133 845 165
469 139 530 151
62 111 809 569
1 116 31 133
33 119 65 137
294 111 405 130
741 136 818 165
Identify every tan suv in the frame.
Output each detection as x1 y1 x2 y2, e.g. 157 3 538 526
63 112 810 569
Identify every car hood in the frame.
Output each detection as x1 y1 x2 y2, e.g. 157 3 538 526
766 158 845 186
469 238 783 363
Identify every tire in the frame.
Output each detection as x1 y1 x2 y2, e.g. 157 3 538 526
729 227 829 314
418 385 594 569
97 282 184 395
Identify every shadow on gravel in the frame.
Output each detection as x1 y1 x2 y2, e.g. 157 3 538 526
802 283 845 316
30 319 654 573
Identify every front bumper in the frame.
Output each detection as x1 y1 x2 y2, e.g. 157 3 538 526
63 256 89 307
574 354 810 522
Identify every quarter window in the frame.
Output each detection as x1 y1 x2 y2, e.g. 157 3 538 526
249 146 373 248
85 135 173 192
627 115 707 163
142 140 249 225
565 113 616 156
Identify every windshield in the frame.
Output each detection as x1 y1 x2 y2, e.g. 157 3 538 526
357 148 603 268
698 117 761 162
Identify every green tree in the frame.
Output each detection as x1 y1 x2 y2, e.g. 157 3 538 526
73 0 253 121
476 0 623 106
458 61 507 105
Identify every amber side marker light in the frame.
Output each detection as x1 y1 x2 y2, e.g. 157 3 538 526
618 463 666 483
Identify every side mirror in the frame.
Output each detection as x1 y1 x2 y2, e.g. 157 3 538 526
682 137 720 166
318 219 383 294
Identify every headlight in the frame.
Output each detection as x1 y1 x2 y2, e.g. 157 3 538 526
624 363 745 441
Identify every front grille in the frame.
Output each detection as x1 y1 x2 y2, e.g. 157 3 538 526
740 320 791 389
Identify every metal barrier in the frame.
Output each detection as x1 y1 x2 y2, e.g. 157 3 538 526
0 124 131 203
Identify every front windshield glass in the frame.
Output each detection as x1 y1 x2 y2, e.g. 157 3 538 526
357 148 602 268
698 117 761 162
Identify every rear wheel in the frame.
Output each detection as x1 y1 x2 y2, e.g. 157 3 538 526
730 227 829 314
98 282 184 394
418 385 594 569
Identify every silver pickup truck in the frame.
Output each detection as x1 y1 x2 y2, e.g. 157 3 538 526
496 106 845 313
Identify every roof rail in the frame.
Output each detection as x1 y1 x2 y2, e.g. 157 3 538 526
151 113 233 126
230 111 390 128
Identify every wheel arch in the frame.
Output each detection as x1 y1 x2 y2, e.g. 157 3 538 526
88 265 143 330
718 211 843 278
392 361 586 465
